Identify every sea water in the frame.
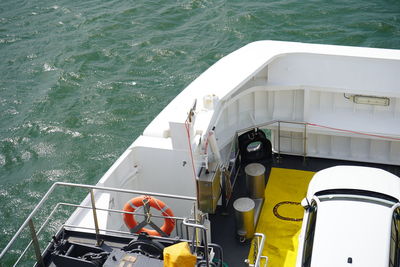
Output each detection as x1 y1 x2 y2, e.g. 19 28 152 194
0 0 399 264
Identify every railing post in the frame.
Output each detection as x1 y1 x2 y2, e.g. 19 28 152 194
90 189 103 246
1 182 197 266
183 219 209 267
303 123 307 163
245 233 267 267
277 121 281 163
28 219 45 267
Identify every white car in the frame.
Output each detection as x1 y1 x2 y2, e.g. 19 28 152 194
296 166 400 267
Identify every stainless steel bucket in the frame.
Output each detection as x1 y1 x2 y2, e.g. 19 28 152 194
233 197 255 240
245 163 265 199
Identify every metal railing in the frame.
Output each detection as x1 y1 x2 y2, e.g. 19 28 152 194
0 182 198 267
245 233 268 267
276 120 307 162
236 119 309 161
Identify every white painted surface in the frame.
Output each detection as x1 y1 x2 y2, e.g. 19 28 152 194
68 41 400 237
307 166 400 200
310 199 392 267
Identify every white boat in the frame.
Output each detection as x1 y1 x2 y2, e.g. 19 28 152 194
1 40 400 267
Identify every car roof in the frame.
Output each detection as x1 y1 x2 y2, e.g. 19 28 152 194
310 198 392 267
307 166 400 201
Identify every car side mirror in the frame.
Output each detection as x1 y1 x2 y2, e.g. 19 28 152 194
301 198 311 211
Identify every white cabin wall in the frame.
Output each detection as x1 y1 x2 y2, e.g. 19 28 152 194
66 146 140 232
267 53 400 94
104 142 197 232
238 93 254 126
390 142 400 161
130 145 196 197
254 90 269 122
306 134 400 165
215 89 305 149
212 53 400 165
68 135 198 233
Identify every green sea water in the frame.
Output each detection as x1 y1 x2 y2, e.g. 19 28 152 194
0 0 399 264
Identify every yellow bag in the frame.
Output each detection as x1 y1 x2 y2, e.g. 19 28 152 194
163 242 197 267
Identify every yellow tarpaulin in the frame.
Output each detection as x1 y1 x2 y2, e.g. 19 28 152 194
248 167 315 267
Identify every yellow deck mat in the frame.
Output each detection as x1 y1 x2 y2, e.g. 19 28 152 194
248 168 315 267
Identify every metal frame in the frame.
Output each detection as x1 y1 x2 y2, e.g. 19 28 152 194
235 120 308 162
245 233 268 267
183 218 211 267
0 182 197 266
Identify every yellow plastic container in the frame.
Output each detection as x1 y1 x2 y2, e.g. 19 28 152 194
163 242 197 267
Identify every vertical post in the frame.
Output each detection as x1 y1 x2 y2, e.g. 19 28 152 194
202 226 209 267
90 189 102 247
28 219 45 267
221 167 227 210
303 123 307 163
193 202 199 251
277 121 281 163
183 219 210 267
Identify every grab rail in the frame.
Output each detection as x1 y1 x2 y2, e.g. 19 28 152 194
236 118 400 163
245 233 268 267
0 182 197 266
235 120 308 162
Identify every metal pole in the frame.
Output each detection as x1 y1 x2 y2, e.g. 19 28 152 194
245 233 266 267
303 123 307 163
193 202 199 252
183 219 209 267
235 119 307 137
28 219 45 267
56 182 197 201
277 121 281 163
0 183 58 260
54 202 183 220
13 203 64 267
1 182 196 261
253 233 266 267
90 189 103 246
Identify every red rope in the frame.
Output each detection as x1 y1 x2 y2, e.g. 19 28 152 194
306 123 400 141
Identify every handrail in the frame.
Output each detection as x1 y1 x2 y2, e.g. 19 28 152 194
236 119 307 136
183 218 210 267
234 118 400 163
245 233 268 267
233 120 309 162
13 200 195 266
0 181 197 265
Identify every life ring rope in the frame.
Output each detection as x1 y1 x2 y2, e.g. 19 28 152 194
123 195 175 237
128 201 139 210
152 197 169 214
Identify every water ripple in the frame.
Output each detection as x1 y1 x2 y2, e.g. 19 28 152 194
0 0 399 263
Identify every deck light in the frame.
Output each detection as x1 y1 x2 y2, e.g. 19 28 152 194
352 95 390 106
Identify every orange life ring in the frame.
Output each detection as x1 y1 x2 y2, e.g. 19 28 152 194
123 195 175 236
